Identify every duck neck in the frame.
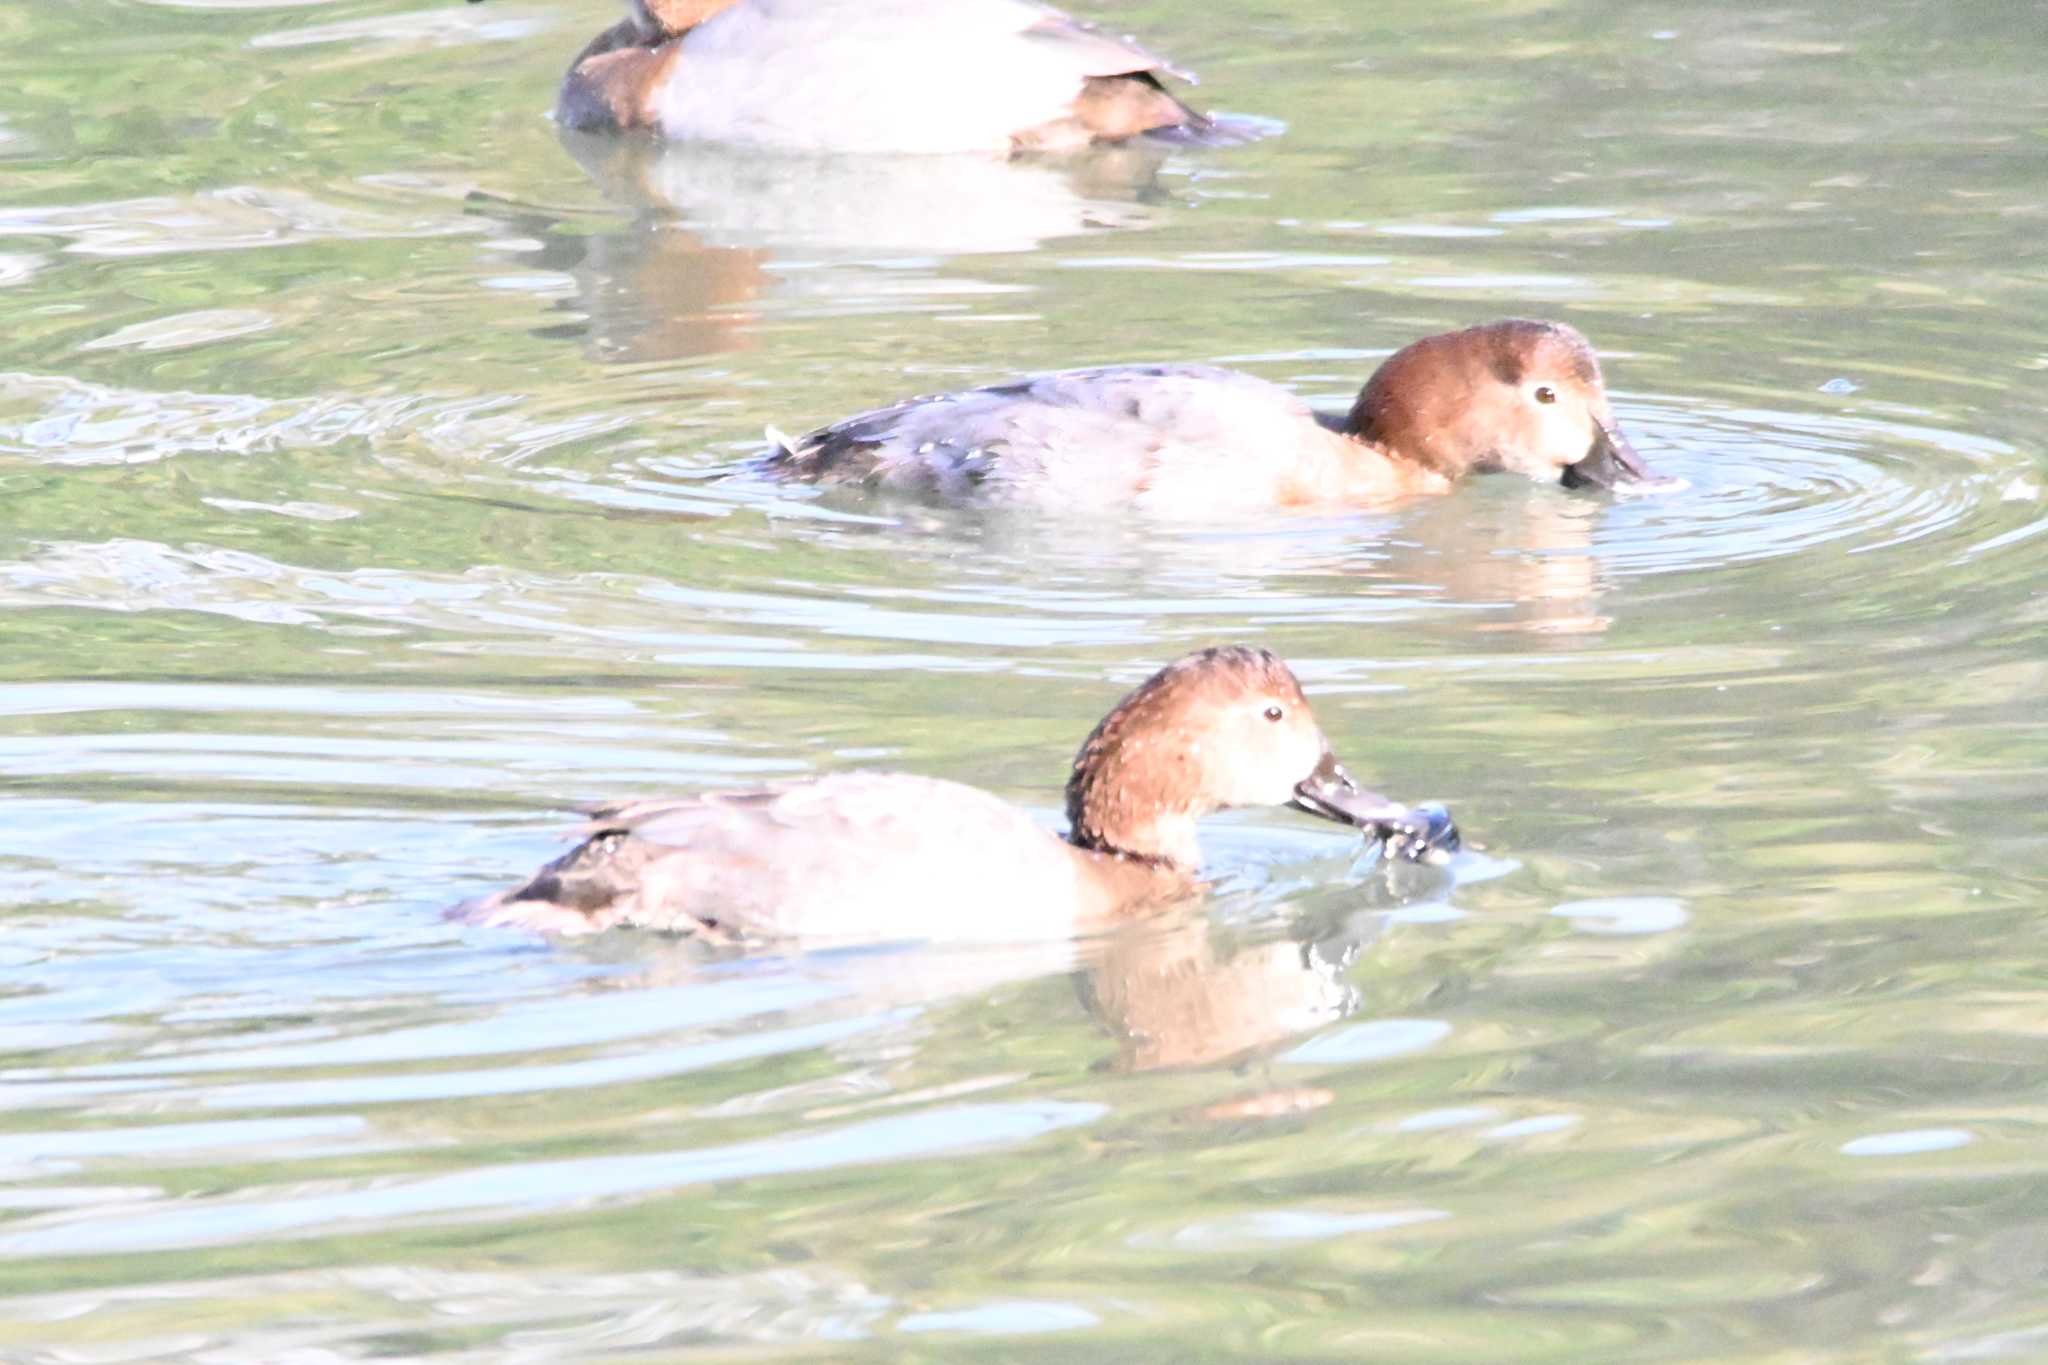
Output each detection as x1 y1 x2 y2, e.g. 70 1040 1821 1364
1288 420 1423 502
1319 418 1454 499
630 0 734 42
1066 814 1202 872
1065 761 1205 872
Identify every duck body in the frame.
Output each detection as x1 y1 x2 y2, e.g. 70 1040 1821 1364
768 364 1439 514
468 774 1158 940
464 647 1451 943
548 0 1209 154
765 320 1663 514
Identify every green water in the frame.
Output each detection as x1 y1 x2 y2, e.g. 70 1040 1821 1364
2 0 2045 1358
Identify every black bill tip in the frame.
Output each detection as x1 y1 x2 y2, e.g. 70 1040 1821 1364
1291 753 1459 865
1290 750 1414 829
1562 418 1655 490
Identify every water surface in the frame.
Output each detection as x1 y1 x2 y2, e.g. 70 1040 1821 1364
2 0 2046 1358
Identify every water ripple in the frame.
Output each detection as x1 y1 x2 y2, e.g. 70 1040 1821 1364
1596 396 2026 576
0 1101 1105 1258
0 186 479 259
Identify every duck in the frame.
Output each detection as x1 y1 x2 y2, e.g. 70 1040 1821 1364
462 646 1454 942
488 0 1218 154
763 319 1663 515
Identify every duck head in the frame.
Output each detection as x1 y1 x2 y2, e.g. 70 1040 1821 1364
1065 646 1429 869
1348 319 1659 491
626 0 738 40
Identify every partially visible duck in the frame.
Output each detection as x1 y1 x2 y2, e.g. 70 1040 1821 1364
463 646 1453 942
491 0 1217 154
558 129 1171 261
764 319 1663 515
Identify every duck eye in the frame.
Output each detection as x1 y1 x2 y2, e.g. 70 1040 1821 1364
1533 385 1558 405
1263 705 1285 722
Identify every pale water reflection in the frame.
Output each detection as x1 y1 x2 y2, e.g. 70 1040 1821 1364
2 0 2046 1359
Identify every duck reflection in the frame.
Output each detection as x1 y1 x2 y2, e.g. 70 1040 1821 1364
749 479 1619 639
528 130 1172 363
1077 910 1380 1072
1377 486 1613 638
526 210 770 364
561 883 1408 1095
559 130 1170 257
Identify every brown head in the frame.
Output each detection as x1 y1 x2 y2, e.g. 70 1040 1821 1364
1346 320 1657 490
625 0 737 40
1064 646 1415 870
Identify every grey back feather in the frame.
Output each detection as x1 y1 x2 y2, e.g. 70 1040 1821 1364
767 364 1326 506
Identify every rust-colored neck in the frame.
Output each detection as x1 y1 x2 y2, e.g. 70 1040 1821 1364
1066 744 1206 870
631 0 738 41
1065 676 1210 869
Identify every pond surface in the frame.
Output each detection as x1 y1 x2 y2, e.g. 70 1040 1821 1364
2 0 2046 1358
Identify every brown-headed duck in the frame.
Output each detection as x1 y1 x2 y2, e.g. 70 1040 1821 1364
464 646 1453 942
479 0 1218 154
764 319 1663 514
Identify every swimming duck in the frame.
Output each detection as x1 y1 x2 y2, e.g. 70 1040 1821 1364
765 319 1661 514
463 646 1452 942
496 0 1216 154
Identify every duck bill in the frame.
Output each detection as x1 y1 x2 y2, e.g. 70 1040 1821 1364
1561 419 1654 490
1290 750 1416 830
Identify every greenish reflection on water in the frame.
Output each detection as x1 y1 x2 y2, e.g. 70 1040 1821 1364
1 0 2045 1358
